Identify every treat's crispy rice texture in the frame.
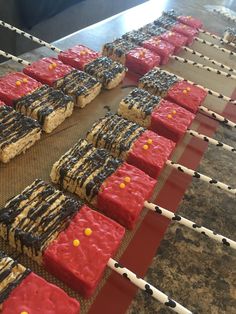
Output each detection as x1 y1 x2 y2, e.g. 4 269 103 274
0 252 30 304
50 139 122 204
102 38 138 64
122 30 152 45
44 205 125 297
23 57 73 86
14 85 74 133
126 47 161 75
0 106 41 163
84 57 126 89
87 113 175 178
59 44 101 70
139 23 167 37
154 15 177 30
2 272 80 313
54 70 102 108
0 179 81 263
224 28 236 44
118 87 162 127
138 68 179 97
0 72 42 106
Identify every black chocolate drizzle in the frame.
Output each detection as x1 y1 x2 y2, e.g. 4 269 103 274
103 38 137 58
122 30 152 45
139 23 167 37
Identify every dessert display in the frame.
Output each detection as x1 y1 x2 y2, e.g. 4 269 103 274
51 139 156 229
0 252 80 313
58 45 127 89
138 68 208 113
23 57 102 108
84 56 127 89
86 113 175 178
0 105 41 163
0 179 125 297
154 15 198 45
118 88 195 142
224 27 236 44
14 85 74 133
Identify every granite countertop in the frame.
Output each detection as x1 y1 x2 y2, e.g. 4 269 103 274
0 0 236 313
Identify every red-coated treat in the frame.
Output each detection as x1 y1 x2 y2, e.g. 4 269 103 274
126 47 160 75
23 57 73 86
178 15 203 29
142 37 175 65
0 72 42 106
97 162 156 229
59 45 101 70
0 100 5 106
167 81 208 113
43 205 125 298
2 272 80 314
151 99 195 142
127 130 175 178
171 23 198 45
160 30 188 53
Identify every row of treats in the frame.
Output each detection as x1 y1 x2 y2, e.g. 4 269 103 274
0 9 235 313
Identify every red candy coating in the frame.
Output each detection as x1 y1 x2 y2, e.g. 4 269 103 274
43 205 125 298
0 72 42 106
97 162 156 229
59 45 101 70
23 57 73 86
0 100 5 106
178 16 203 29
171 23 198 45
150 99 195 142
2 272 80 314
126 47 160 75
127 130 175 178
142 37 175 65
160 31 188 53
167 81 207 113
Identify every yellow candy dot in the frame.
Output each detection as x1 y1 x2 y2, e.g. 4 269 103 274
84 228 92 236
124 176 131 183
48 64 54 70
119 183 126 189
22 78 28 83
172 110 177 115
80 50 87 55
16 80 21 86
147 138 153 145
143 144 149 150
21 312 28 314
52 62 57 68
73 239 80 247
187 87 191 91
183 89 188 94
167 114 172 119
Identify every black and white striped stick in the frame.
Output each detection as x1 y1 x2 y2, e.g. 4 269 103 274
194 36 236 57
186 129 236 153
144 201 236 249
181 46 236 75
166 160 236 195
198 29 236 49
199 105 236 128
160 68 236 104
170 55 236 80
108 258 192 313
0 50 30 66
0 20 62 54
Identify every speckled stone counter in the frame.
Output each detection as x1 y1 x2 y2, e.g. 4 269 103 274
0 1 236 313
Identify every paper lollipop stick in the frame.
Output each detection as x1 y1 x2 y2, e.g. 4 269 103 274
108 258 192 314
160 69 236 104
186 129 236 153
0 51 30 66
199 105 236 128
194 36 236 57
170 55 236 80
181 46 236 75
198 29 236 48
0 20 62 54
166 160 236 195
144 201 236 249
